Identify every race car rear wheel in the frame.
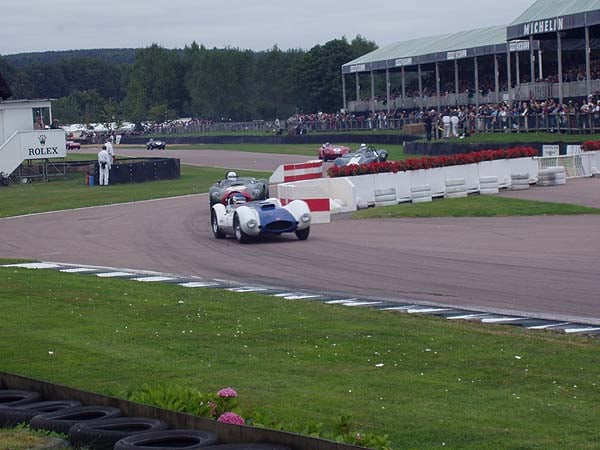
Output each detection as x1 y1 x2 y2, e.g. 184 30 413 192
295 227 310 241
211 211 225 239
233 215 250 244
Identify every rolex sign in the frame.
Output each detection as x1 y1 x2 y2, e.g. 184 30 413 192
21 130 67 160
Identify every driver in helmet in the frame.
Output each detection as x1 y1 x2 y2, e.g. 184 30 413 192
226 171 237 181
227 192 247 207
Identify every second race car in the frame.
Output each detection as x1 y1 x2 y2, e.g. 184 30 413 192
209 171 269 206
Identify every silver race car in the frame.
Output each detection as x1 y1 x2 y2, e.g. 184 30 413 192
333 144 388 167
211 194 311 243
209 171 269 206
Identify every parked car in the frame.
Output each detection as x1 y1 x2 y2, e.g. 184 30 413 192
211 194 311 243
146 139 166 150
66 140 81 150
318 143 351 161
333 144 388 167
208 172 269 206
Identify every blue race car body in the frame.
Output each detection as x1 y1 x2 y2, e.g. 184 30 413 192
210 197 311 243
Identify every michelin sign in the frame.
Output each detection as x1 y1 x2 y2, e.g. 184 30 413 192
21 130 66 160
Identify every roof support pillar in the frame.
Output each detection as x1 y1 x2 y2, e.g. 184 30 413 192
418 64 423 109
557 31 564 105
529 35 535 83
385 68 390 114
585 26 592 98
538 50 543 79
507 43 512 101
370 70 375 114
435 61 441 111
454 59 460 105
516 50 521 86
494 54 499 103
342 72 347 111
355 72 360 102
401 66 406 99
474 56 479 108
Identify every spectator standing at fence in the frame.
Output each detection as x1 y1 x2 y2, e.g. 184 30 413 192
442 111 451 138
423 111 433 141
98 146 111 186
450 112 459 137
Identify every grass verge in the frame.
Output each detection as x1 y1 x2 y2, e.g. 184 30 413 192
1 267 600 449
419 132 600 145
0 165 270 218
0 426 69 450
353 196 600 219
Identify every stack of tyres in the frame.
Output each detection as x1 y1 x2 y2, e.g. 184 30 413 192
29 405 122 434
374 187 397 206
510 173 530 190
411 184 432 203
0 400 81 427
114 429 218 449
479 176 499 195
537 166 567 186
444 178 467 199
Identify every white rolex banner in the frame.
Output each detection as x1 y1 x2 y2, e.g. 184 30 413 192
20 130 67 160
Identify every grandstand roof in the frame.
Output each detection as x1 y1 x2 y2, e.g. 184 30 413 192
508 0 600 39
342 26 516 75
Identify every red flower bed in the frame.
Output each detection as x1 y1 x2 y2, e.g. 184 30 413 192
327 147 538 178
581 140 600 151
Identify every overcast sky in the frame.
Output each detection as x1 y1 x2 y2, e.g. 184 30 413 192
1 0 538 55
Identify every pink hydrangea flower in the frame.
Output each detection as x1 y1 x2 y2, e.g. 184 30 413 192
217 412 245 425
217 387 238 398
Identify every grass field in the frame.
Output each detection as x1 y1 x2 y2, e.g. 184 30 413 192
353 196 600 219
0 165 270 218
2 266 600 449
419 131 600 144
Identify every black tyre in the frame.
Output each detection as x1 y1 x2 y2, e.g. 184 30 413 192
0 400 80 427
295 227 310 241
201 445 291 450
29 405 122 434
233 214 250 244
0 390 41 407
114 429 218 450
211 210 225 239
68 417 169 450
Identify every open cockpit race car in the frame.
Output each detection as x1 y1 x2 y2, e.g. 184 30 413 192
209 171 269 206
318 143 351 161
211 194 311 243
333 144 388 167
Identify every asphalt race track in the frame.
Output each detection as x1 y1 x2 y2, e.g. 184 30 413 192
2 149 600 325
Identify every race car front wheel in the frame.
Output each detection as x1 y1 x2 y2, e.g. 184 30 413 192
233 215 250 244
295 227 310 241
211 211 225 239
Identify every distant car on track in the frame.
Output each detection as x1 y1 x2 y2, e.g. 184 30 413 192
66 140 81 150
318 143 351 161
211 194 311 243
209 172 269 206
333 144 388 167
146 139 166 150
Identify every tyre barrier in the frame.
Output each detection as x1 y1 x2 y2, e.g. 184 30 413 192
0 400 81 427
114 429 219 450
478 176 499 195
411 184 432 203
29 405 122 435
510 173 530 191
374 187 397 206
537 166 567 186
444 178 467 199
0 389 41 407
68 417 169 450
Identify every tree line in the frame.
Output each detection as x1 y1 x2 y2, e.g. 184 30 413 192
0 36 376 125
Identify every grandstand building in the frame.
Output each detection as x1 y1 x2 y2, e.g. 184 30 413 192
342 0 600 113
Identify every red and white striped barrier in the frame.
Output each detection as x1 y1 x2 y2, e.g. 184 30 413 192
278 182 331 224
269 160 323 184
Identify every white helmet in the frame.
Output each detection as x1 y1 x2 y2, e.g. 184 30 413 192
226 171 237 181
